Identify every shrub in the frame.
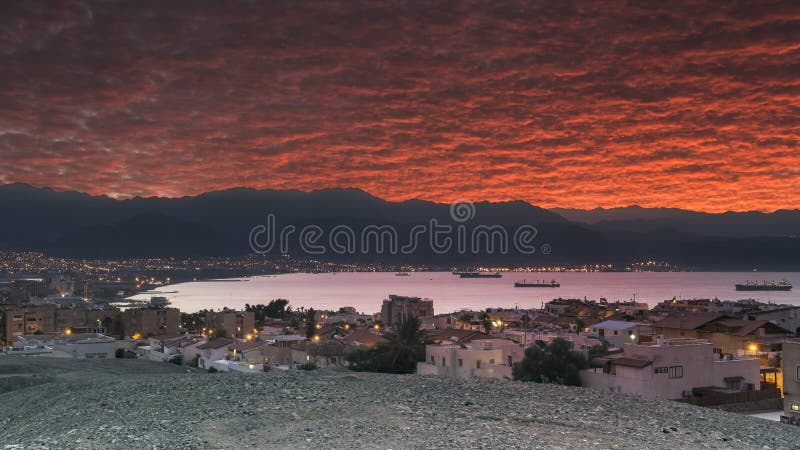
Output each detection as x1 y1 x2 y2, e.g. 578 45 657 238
512 338 588 386
297 362 317 370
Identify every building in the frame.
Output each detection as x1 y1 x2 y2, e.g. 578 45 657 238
14 333 116 359
654 312 791 355
427 328 488 345
196 337 236 369
417 338 524 379
581 337 760 401
782 341 800 424
339 328 389 348
380 295 433 327
228 340 269 364
205 309 256 339
588 320 654 349
122 307 180 338
0 305 118 345
652 312 724 338
749 307 800 337
138 334 200 362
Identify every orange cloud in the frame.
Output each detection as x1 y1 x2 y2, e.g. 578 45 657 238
0 0 799 212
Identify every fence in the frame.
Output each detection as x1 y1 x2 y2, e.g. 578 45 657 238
679 388 781 407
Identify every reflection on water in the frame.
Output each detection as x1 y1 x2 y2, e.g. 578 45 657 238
132 271 800 314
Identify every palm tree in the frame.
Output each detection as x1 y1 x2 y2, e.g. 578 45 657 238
383 315 426 373
521 314 531 345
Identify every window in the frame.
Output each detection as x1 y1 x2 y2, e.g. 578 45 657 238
476 360 482 369
613 330 618 335
668 366 684 379
792 404 800 412
489 359 495 365
796 366 800 381
458 359 463 367
507 356 513 366
441 357 446 366
430 356 434 364
654 367 668 374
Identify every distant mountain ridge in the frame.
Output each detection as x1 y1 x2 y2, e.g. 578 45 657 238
552 206 800 237
1 183 799 269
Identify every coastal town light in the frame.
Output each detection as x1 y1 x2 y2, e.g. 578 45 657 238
748 344 758 352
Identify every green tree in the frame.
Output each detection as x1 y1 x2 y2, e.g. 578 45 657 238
512 338 588 386
346 315 427 374
304 308 317 339
588 343 608 360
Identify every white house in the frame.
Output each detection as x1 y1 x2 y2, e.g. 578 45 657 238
15 333 115 359
417 339 524 379
587 320 653 348
581 337 760 401
196 337 236 369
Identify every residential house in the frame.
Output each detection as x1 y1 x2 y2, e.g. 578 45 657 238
139 334 200 362
291 342 348 368
749 307 800 337
588 320 654 348
15 333 116 359
196 337 236 369
340 328 389 348
228 340 269 364
694 319 791 355
581 337 760 401
427 328 488 345
417 338 524 379
781 341 800 424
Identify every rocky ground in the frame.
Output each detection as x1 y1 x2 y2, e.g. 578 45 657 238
0 356 798 449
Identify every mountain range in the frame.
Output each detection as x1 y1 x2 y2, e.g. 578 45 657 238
1 183 799 270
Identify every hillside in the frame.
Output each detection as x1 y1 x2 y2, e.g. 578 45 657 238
0 357 797 449
2 183 800 269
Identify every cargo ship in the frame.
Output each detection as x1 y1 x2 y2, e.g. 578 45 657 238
514 279 560 288
456 272 502 278
735 280 792 291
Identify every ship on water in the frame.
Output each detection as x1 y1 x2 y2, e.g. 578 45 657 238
455 272 502 279
514 279 560 288
735 279 792 291
395 272 410 276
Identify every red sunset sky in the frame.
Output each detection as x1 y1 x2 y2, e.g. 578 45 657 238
0 0 799 212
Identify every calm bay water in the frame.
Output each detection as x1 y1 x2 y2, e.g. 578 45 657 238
132 272 800 314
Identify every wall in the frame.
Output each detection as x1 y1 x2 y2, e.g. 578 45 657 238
783 342 800 419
